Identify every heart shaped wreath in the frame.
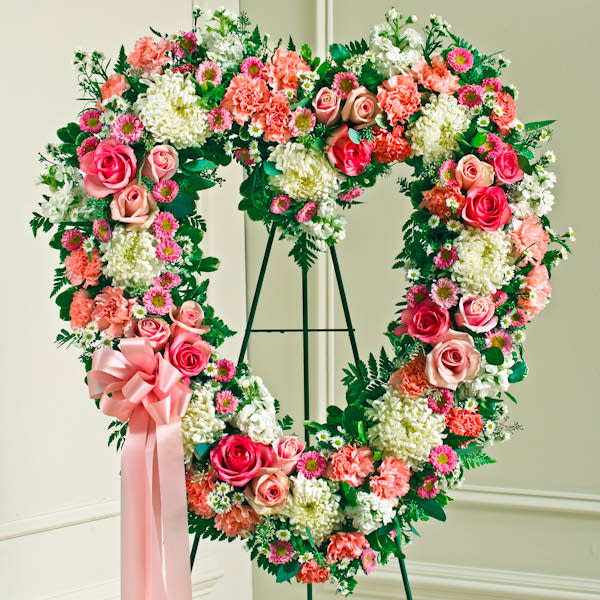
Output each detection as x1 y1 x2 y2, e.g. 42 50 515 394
32 7 573 598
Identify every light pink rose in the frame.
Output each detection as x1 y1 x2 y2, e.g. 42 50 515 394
425 330 481 390
110 182 157 230
341 86 381 130
244 468 289 515
455 154 494 191
142 145 179 183
455 296 498 333
165 331 211 377
169 301 210 339
132 318 170 350
271 437 306 474
313 87 342 126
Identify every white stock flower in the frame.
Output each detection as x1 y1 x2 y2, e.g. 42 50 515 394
232 376 281 443
345 491 396 534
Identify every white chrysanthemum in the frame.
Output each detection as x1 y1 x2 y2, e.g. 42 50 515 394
369 25 422 77
508 168 556 218
181 384 225 461
366 388 446 469
282 475 344 545
345 491 396 534
100 225 163 289
451 228 514 296
458 356 515 400
406 95 471 164
136 71 211 149
269 143 341 202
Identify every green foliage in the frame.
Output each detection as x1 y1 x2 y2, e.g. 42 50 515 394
329 43 351 64
276 560 300 583
114 45 128 74
459 446 496 471
483 346 505 366
107 420 128 451
416 498 446 521
509 360 528 383
288 234 318 271
30 212 53 237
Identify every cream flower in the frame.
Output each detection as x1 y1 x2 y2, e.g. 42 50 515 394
345 491 396 534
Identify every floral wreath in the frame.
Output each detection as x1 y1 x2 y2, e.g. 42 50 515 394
32 8 574 598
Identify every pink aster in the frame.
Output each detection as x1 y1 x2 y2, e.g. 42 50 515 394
485 329 513 356
438 161 458 187
172 63 195 74
338 186 364 203
195 60 222 86
332 71 359 99
156 240 182 263
457 85 484 108
152 180 179 203
172 31 198 59
296 201 317 223
79 109 102 133
269 541 295 565
143 286 173 316
509 308 527 328
433 245 458 269
430 278 459 309
361 548 376 574
446 47 474 73
417 474 440 499
240 57 265 79
289 107 316 137
153 272 181 290
93 219 111 243
296 451 327 479
214 359 236 383
111 113 144 144
429 445 458 475
270 194 291 214
477 133 503 160
482 78 503 94
152 212 179 239
207 107 233 133
61 229 86 251
491 290 508 307
233 148 255 166
406 284 430 309
215 390 239 415
427 388 454 415
76 136 99 160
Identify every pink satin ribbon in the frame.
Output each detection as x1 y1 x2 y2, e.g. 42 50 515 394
87 337 193 600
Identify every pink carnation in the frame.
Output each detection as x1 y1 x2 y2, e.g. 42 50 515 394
186 468 217 519
221 74 270 125
511 216 550 266
64 248 102 288
214 504 259 538
491 92 518 136
371 126 412 164
296 560 330 584
518 264 552 319
265 49 310 93
377 75 421 126
69 289 94 330
326 532 370 562
369 457 411 501
411 55 460 94
92 286 136 337
127 36 170 76
252 91 292 144
388 353 430 399
325 444 374 487
446 407 483 438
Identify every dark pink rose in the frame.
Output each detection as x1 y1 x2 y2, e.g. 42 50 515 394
142 145 179 183
132 318 170 350
492 143 524 185
397 300 450 345
210 435 269 487
244 468 289 515
313 87 342 126
462 186 511 231
326 125 372 176
454 296 498 333
271 437 306 474
165 331 211 377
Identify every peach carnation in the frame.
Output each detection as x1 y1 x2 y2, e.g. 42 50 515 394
64 248 102 288
326 532 370 562
518 264 552 319
511 216 550 266
372 126 412 164
296 559 330 584
69 289 94 330
214 504 260 538
491 92 518 136
369 457 411 501
221 74 270 125
265 49 310 93
446 408 484 438
91 286 136 337
377 75 421 126
420 185 466 220
388 353 430 398
100 74 130 103
186 469 217 519
127 36 170 77
411 56 460 94
251 92 292 144
325 444 374 487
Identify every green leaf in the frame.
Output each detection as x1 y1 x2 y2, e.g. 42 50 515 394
182 159 218 173
357 421 367 444
525 119 555 130
417 498 446 521
276 560 300 583
198 257 220 272
326 405 344 426
348 128 361 144
186 176 216 191
167 191 196 219
483 346 504 366
329 43 351 64
471 131 488 148
508 360 528 383
517 155 534 175
195 443 211 457
340 481 358 506
263 161 283 176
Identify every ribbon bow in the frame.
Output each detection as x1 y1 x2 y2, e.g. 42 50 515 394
88 337 193 600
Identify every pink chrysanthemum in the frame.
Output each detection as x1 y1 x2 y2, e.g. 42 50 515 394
79 109 102 133
152 180 179 203
172 63 195 74
152 212 179 240
240 57 265 79
339 186 364 203
438 161 458 187
270 194 291 214
509 308 527 328
110 113 144 144
429 445 458 474
332 71 359 99
477 133 503 160
195 60 222 86
156 239 182 263
427 388 454 415
61 229 86 251
457 85 484 108
153 272 181 290
446 47 474 73
93 219 111 243
417 474 440 499
207 107 233 133
491 290 508 307
215 390 239 415
296 201 317 223
172 31 198 59
289 107 316 137
482 77 503 94
296 451 327 479
76 136 99 160
214 359 236 383
430 278 459 309
485 329 513 356
361 548 376 574
269 541 295 565
233 148 255 166
143 286 174 316
433 245 458 269
406 284 430 309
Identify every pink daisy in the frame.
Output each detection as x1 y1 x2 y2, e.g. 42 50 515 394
485 329 513 356
477 133 504 160
207 107 233 133
79 109 102 133
332 71 359 99
172 63 195 74
61 229 86 251
153 272 181 290
417 474 440 499
446 47 474 73
491 290 508 307
143 286 174 316
195 61 222 86
406 284 430 309
296 451 327 479
233 148 255 166
152 212 179 240
296 201 317 223
214 359 236 383
172 31 198 59
438 161 458 187
433 245 458 269
270 194 291 214
361 548 376 574
110 113 144 144
338 186 364 202
152 180 179 203
429 445 458 475
289 107 316 137
509 308 527 328
156 240 182 263
76 136 99 160
269 541 295 565
482 78 503 94
93 219 111 243
457 85 484 108
240 57 265 79
215 390 239 415
430 278 459 309
427 388 454 415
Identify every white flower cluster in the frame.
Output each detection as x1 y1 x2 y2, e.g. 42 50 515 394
201 10 246 71
458 355 514 401
366 388 446 469
135 71 211 149
38 166 93 224
509 168 556 218
406 94 471 164
369 24 422 77
206 481 235 514
300 200 347 249
345 491 396 534
181 384 225 461
451 228 514 296
282 474 344 545
100 225 163 289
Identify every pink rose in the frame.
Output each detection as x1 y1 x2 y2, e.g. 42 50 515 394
169 300 210 339
425 330 481 390
341 86 381 130
210 435 270 487
142 145 179 183
165 331 211 377
326 124 372 176
492 144 524 185
313 87 342 126
271 437 306 474
455 296 498 333
100 73 130 103
132 318 170 350
462 186 511 231
110 182 157 230
455 155 494 191
397 300 450 345
244 468 289 515
79 138 137 198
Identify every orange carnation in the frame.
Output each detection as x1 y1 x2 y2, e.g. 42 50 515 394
251 92 292 144
372 126 412 164
411 56 460 94
420 185 466 220
186 469 217 519
221 74 270 125
64 247 102 288
491 92 518 136
388 353 430 398
377 75 421 126
265 49 310 93
69 289 94 330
